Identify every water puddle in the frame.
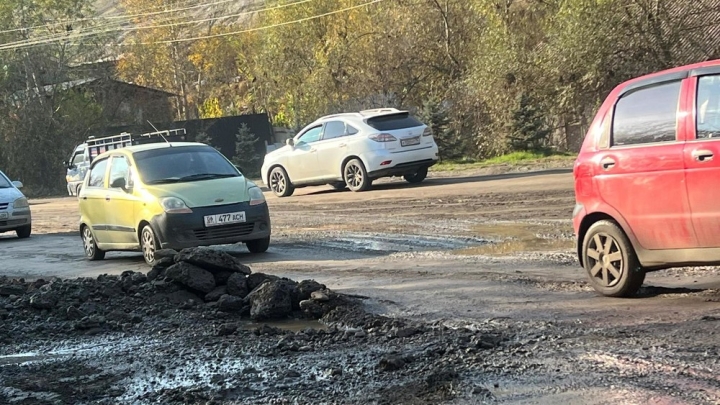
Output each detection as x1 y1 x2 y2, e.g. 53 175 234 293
454 222 574 256
0 352 58 366
244 318 328 332
309 232 488 253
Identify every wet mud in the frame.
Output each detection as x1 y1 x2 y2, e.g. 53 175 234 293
3 170 720 404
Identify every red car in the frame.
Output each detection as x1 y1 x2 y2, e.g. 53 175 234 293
574 59 720 297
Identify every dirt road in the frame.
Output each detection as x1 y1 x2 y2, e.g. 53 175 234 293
2 167 720 404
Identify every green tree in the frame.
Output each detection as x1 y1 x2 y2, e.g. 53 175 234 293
507 92 551 152
0 0 107 195
418 97 461 160
231 123 262 178
194 131 222 152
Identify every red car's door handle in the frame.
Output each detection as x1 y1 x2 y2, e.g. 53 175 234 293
600 158 616 170
692 149 714 162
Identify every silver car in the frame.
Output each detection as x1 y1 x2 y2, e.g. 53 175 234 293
0 170 31 239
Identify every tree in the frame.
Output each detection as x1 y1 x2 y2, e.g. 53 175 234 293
231 123 262 178
0 0 107 195
195 131 212 144
507 92 551 152
418 96 462 160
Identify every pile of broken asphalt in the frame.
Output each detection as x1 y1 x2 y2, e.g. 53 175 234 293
0 248 520 404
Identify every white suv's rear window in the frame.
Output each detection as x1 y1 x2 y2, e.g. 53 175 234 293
366 113 424 131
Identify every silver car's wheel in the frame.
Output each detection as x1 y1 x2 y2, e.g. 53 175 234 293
141 225 157 266
82 226 105 261
16 225 31 239
269 166 294 197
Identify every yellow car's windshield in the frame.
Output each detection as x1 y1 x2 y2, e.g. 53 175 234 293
133 145 240 185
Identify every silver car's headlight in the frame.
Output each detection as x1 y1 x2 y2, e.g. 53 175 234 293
13 197 28 209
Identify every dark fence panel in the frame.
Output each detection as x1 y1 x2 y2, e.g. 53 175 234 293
92 113 273 160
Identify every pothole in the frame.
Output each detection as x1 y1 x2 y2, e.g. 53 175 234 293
454 222 574 256
309 232 488 253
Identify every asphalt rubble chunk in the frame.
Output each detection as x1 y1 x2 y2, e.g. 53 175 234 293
0 247 518 404
0 247 345 342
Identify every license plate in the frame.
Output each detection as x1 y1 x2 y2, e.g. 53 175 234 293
0 213 6 220
204 211 246 227
400 137 421 147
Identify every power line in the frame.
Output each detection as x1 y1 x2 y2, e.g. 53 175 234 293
0 0 318 51
0 0 253 35
0 0 289 47
141 0 389 45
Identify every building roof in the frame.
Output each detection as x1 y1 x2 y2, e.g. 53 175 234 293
45 77 178 97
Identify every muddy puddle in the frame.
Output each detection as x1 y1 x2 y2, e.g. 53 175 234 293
304 232 489 253
0 319 333 403
243 318 328 332
455 222 574 256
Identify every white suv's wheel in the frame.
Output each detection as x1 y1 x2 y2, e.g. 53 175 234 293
582 220 645 297
269 166 294 197
404 166 428 184
344 159 372 192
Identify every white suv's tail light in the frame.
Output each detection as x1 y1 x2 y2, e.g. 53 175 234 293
422 127 433 137
369 133 397 142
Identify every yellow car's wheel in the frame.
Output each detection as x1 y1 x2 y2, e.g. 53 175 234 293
82 225 105 261
247 236 270 253
141 225 158 266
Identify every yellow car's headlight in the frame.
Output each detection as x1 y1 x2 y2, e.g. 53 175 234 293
161 197 192 214
248 187 266 206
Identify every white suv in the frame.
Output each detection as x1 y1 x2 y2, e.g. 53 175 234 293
261 108 439 197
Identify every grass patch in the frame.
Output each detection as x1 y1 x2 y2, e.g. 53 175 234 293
432 151 576 172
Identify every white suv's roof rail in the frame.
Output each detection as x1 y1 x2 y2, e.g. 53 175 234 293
316 108 405 122
358 108 403 116
321 112 363 120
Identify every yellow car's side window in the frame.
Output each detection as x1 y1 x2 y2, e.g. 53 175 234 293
88 158 109 188
109 156 130 188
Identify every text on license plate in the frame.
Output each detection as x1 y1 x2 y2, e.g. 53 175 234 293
204 211 246 227
0 213 7 220
400 137 421 147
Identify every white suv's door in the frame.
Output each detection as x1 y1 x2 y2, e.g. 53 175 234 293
315 120 357 178
285 125 323 182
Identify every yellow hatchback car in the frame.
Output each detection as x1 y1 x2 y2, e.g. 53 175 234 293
78 142 271 265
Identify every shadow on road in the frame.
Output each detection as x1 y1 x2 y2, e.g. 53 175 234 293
635 285 707 298
297 168 573 197
0 231 78 243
